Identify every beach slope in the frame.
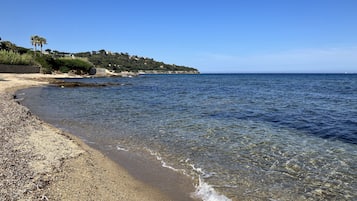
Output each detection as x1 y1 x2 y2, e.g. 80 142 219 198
0 73 170 200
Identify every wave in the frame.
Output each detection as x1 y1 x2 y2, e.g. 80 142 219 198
189 163 232 201
192 176 232 201
145 148 187 174
116 145 129 152
145 148 232 201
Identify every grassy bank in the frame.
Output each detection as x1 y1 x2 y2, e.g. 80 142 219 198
0 50 37 65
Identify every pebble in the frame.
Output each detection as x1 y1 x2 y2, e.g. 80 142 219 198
0 92 48 200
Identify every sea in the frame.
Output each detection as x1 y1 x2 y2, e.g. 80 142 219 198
18 74 357 201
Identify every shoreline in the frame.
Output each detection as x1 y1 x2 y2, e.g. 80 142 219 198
0 73 189 200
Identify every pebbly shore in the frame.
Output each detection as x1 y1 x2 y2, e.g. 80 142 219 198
0 92 50 200
0 74 171 201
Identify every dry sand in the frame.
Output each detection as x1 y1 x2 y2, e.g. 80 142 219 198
0 73 172 200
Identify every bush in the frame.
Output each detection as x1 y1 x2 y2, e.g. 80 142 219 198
0 50 36 65
56 58 94 73
34 54 54 73
0 41 30 54
32 55 94 74
59 66 70 73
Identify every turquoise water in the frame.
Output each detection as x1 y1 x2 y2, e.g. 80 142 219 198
19 74 357 200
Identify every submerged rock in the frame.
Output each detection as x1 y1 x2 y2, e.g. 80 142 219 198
49 80 122 88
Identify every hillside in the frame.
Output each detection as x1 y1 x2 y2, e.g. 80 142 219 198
74 50 199 73
0 39 199 74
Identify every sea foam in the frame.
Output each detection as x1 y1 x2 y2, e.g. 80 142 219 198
192 176 232 201
145 148 232 201
116 145 129 152
189 164 232 201
145 148 186 174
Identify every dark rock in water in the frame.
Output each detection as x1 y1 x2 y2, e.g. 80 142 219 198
49 80 122 88
89 68 97 75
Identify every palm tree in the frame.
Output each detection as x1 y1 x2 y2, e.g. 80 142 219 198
38 37 47 54
31 35 40 54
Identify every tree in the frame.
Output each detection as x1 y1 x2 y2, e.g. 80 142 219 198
38 37 47 53
0 41 17 51
31 35 40 54
31 35 47 55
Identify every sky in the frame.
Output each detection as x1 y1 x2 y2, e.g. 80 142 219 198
1 0 357 73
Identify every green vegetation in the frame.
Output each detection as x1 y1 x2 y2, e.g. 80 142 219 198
31 35 47 54
30 54 94 74
0 50 36 65
74 50 197 72
0 37 199 74
0 40 30 54
54 57 93 73
32 54 54 73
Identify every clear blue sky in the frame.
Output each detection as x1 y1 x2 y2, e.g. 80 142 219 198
2 0 357 73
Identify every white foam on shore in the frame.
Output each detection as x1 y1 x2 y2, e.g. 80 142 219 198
145 148 187 174
116 145 129 152
145 148 231 201
189 164 232 201
192 176 232 201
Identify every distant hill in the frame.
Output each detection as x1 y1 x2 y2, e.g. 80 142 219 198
74 50 199 73
0 39 199 74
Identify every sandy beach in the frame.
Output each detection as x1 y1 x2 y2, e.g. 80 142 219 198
0 73 172 200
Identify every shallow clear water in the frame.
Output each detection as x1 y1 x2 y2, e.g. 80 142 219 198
19 74 357 200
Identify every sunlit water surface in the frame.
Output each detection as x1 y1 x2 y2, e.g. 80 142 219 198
19 74 357 200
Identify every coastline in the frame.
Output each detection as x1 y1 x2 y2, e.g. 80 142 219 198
0 73 175 200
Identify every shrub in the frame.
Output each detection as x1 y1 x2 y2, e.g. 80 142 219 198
56 58 94 73
59 66 70 73
34 54 54 73
0 50 36 65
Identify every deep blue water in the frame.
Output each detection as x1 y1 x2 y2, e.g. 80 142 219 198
19 74 357 201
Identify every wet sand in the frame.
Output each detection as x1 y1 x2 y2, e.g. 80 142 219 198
0 73 181 200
